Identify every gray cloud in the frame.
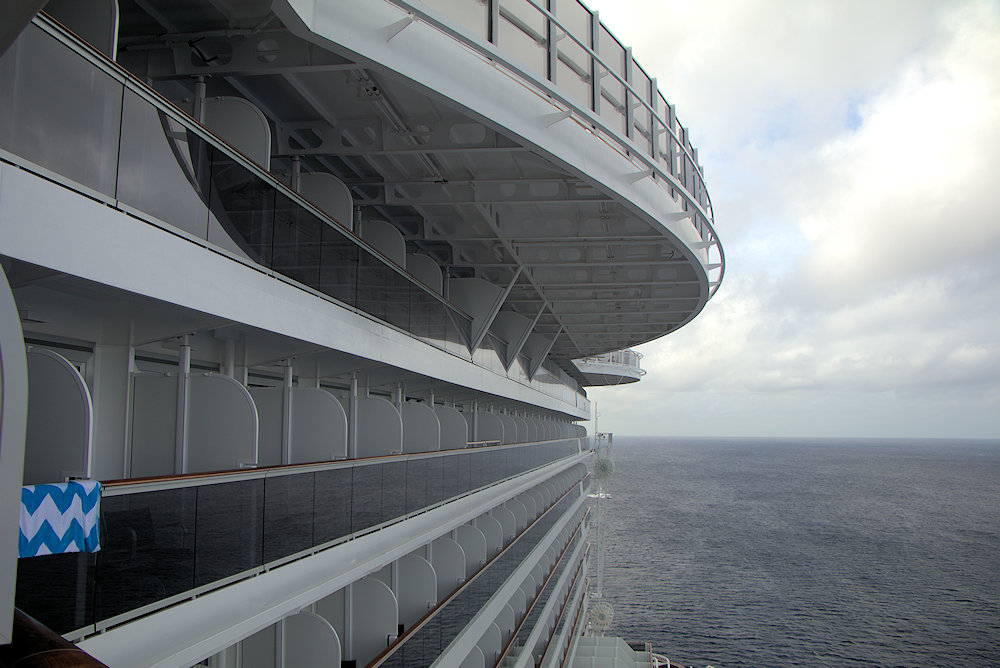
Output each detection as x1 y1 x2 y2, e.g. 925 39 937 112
583 0 1000 438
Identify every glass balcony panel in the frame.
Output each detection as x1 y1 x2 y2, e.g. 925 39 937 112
405 457 428 514
313 466 354 544
351 462 383 532
381 461 407 524
442 455 460 501
556 42 591 110
356 251 390 322
317 225 360 307
271 192 326 289
499 0 547 79
599 25 625 78
422 0 489 41
263 472 316 563
457 451 472 492
384 267 412 331
426 455 445 505
117 91 212 239
206 145 277 267
96 488 197 621
0 25 121 197
600 80 627 135
15 552 96 635
194 479 264 587
554 0 592 41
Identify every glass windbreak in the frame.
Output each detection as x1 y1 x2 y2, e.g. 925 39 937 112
0 24 121 197
0 22 472 358
378 487 583 668
15 440 581 635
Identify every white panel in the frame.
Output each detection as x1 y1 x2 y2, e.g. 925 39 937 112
492 506 516 543
203 97 272 170
459 645 485 668
283 612 341 668
520 575 536 601
455 525 487 578
474 514 503 555
512 416 528 444
525 489 544 518
491 311 530 355
292 387 348 463
351 578 398 666
434 405 467 450
430 536 466 600
129 374 176 477
476 623 502 667
187 373 258 473
518 493 537 520
527 419 540 443
248 387 283 467
0 262 27 644
314 588 346 642
397 553 436 628
240 623 276 668
298 172 353 231
23 349 93 484
497 604 515 642
88 344 132 481
361 219 405 266
505 498 527 533
475 412 503 444
498 414 517 445
448 278 502 323
357 396 402 457
401 401 440 453
510 588 527 618
405 253 443 294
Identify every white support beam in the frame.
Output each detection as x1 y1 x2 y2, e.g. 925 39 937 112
0 262 28 644
470 267 522 354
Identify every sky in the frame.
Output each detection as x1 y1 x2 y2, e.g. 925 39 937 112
584 0 1000 439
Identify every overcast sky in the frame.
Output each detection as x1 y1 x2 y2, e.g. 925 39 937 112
584 0 1000 439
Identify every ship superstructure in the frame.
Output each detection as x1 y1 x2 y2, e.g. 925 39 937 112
0 1 722 666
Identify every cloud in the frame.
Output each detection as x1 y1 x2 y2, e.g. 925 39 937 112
582 0 1000 437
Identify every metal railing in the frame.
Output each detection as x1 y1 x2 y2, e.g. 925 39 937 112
388 0 724 296
14 438 584 638
0 14 589 407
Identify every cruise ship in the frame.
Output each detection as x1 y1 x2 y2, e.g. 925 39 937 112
0 0 722 666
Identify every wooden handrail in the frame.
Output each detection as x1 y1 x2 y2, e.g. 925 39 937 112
0 610 108 667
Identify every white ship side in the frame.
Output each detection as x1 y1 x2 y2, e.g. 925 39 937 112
0 1 722 666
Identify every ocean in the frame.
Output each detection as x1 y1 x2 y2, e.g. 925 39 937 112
596 436 1000 667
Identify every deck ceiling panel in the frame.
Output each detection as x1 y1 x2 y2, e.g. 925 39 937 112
114 0 711 362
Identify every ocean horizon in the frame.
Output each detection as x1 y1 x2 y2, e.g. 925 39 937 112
595 435 1000 667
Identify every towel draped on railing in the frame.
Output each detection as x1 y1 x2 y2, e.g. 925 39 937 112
19 480 101 558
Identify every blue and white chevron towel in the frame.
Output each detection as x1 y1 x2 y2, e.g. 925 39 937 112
19 480 101 558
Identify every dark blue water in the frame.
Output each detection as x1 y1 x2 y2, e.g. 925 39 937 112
597 437 1000 667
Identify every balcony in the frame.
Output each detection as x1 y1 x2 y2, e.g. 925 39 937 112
573 348 646 386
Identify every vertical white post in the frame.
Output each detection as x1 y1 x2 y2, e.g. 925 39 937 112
193 76 207 123
281 361 293 465
472 400 479 442
348 372 358 459
175 335 191 474
222 338 236 378
343 583 354 662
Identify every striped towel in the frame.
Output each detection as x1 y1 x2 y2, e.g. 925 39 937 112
19 480 101 558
